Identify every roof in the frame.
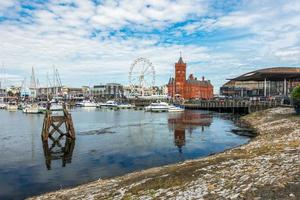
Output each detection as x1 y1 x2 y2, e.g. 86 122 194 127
230 67 300 81
186 79 212 87
168 77 174 84
177 56 185 64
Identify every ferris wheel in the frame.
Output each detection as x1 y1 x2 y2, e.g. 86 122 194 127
129 57 155 96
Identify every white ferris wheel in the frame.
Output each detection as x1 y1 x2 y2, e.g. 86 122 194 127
129 57 155 96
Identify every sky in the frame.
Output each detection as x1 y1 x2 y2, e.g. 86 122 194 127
0 0 299 92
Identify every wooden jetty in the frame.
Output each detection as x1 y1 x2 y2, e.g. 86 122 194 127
41 103 75 142
183 100 286 114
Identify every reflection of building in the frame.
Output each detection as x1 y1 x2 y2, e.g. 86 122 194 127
42 138 75 170
220 67 300 98
168 111 213 153
167 56 214 99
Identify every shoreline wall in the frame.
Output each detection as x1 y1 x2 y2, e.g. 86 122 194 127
28 107 300 200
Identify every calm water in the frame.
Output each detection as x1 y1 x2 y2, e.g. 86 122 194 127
0 108 250 199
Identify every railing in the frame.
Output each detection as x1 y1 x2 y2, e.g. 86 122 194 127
182 100 288 113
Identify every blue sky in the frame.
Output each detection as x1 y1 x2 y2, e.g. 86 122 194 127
0 0 299 92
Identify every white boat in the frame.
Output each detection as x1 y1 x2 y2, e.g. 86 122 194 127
0 103 7 109
38 106 47 113
6 102 18 111
145 102 170 112
0 97 6 109
78 100 98 107
50 103 64 111
98 100 118 108
117 103 135 109
23 104 41 114
168 105 185 112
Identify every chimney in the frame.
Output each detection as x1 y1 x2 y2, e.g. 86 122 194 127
202 76 205 81
189 74 194 80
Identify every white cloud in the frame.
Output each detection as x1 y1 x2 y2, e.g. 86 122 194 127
0 0 15 12
0 0 299 91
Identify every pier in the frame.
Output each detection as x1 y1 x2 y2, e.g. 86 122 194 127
183 100 286 114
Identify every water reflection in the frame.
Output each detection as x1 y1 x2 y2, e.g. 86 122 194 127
0 109 251 200
168 111 213 153
42 138 75 170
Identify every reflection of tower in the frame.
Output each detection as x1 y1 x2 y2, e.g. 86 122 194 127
168 111 213 153
174 129 185 153
42 138 75 170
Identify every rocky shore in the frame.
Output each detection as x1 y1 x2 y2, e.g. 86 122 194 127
29 107 300 200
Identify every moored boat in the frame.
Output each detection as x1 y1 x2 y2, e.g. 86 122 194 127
23 104 41 114
50 103 64 111
0 103 7 109
168 105 185 112
117 103 135 109
145 102 170 112
6 102 18 111
77 100 98 107
98 100 118 108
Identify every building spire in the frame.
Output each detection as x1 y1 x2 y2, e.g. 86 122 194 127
178 51 184 64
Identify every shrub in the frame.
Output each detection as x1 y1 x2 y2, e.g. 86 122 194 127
291 85 300 114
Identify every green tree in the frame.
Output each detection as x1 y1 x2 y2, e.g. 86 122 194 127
7 91 14 96
291 85 300 114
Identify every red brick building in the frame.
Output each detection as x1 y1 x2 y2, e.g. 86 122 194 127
167 56 213 99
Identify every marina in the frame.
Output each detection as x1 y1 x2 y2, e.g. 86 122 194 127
0 1 299 199
0 108 250 199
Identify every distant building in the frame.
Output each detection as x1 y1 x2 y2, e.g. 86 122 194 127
91 85 106 97
106 83 123 98
0 88 6 97
220 67 300 98
6 86 21 96
152 85 168 96
61 87 85 99
91 83 124 98
20 87 31 98
37 86 63 98
167 56 214 99
37 86 88 100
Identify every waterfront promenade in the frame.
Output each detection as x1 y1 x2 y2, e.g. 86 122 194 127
28 107 300 199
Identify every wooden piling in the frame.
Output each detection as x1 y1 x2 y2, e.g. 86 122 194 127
41 102 75 142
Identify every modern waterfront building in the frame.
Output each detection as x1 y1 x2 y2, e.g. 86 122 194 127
91 84 106 97
37 86 63 99
61 87 86 99
167 56 214 100
220 67 300 99
37 86 89 100
91 83 124 99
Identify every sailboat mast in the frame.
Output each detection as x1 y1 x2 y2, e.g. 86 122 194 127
53 65 56 97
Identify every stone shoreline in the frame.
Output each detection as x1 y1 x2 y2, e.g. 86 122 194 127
29 107 300 200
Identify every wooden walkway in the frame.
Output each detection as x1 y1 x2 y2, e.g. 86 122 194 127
183 100 285 113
